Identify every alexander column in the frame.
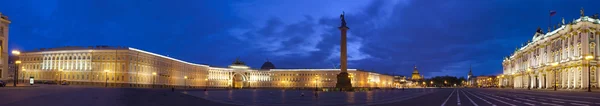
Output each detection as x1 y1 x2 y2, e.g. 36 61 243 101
336 12 352 90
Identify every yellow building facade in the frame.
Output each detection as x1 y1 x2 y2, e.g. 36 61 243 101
501 12 600 89
0 13 9 80
17 46 394 88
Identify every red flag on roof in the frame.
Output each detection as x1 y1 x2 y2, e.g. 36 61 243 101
550 10 557 16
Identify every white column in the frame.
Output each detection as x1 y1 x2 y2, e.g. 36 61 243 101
546 72 551 89
515 75 522 87
541 73 545 89
515 75 520 88
597 66 600 88
573 68 577 88
547 72 551 89
575 67 580 88
568 68 572 88
539 73 544 89
579 67 583 88
561 70 566 88
584 65 589 89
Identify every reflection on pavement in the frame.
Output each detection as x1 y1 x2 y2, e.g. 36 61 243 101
186 89 436 106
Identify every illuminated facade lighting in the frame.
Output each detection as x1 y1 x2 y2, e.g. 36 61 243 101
502 13 600 89
15 46 396 88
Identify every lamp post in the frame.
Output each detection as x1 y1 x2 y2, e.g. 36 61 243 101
551 62 558 91
430 81 434 87
59 69 63 85
204 78 208 91
585 55 594 92
184 76 188 89
104 70 109 87
528 74 531 90
22 69 26 84
12 50 20 87
314 76 319 91
444 80 448 87
152 72 157 88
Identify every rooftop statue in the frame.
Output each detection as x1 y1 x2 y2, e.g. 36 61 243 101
340 11 347 27
581 7 584 17
536 27 543 34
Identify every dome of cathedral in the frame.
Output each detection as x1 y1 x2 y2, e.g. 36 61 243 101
412 66 419 74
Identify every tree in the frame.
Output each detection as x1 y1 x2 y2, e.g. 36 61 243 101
427 76 463 87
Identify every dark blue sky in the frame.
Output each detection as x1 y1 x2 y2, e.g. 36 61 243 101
1 0 599 78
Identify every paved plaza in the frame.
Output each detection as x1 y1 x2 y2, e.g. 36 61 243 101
2 85 600 106
185 88 600 106
381 88 600 106
185 88 437 106
0 85 234 106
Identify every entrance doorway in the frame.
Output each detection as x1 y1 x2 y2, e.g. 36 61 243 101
232 73 246 89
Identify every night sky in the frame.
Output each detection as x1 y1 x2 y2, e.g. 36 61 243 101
1 0 599 78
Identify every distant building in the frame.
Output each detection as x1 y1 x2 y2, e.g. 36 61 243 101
411 65 422 80
0 12 10 80
474 75 498 88
393 75 408 88
467 65 474 86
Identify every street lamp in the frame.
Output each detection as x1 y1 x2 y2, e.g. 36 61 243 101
585 55 594 92
12 50 21 87
314 76 320 91
430 81 434 87
551 62 558 91
104 70 109 87
152 72 157 88
444 80 448 87
59 69 63 85
22 69 26 84
12 50 20 55
204 78 208 91
184 76 188 89
14 61 21 86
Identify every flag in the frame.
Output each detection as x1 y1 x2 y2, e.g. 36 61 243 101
550 10 557 16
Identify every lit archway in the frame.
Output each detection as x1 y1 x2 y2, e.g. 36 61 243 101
231 72 247 89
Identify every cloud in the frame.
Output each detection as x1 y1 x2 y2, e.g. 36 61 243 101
6 0 599 77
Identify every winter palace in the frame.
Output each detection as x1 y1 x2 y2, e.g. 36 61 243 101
500 10 600 90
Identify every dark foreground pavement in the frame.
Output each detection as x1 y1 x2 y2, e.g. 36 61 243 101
380 88 600 106
3 85 600 106
0 85 236 106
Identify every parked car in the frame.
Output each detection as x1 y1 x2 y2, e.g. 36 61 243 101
0 80 6 87
43 81 57 84
61 80 69 85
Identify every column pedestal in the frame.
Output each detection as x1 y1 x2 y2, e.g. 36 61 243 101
336 72 352 90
